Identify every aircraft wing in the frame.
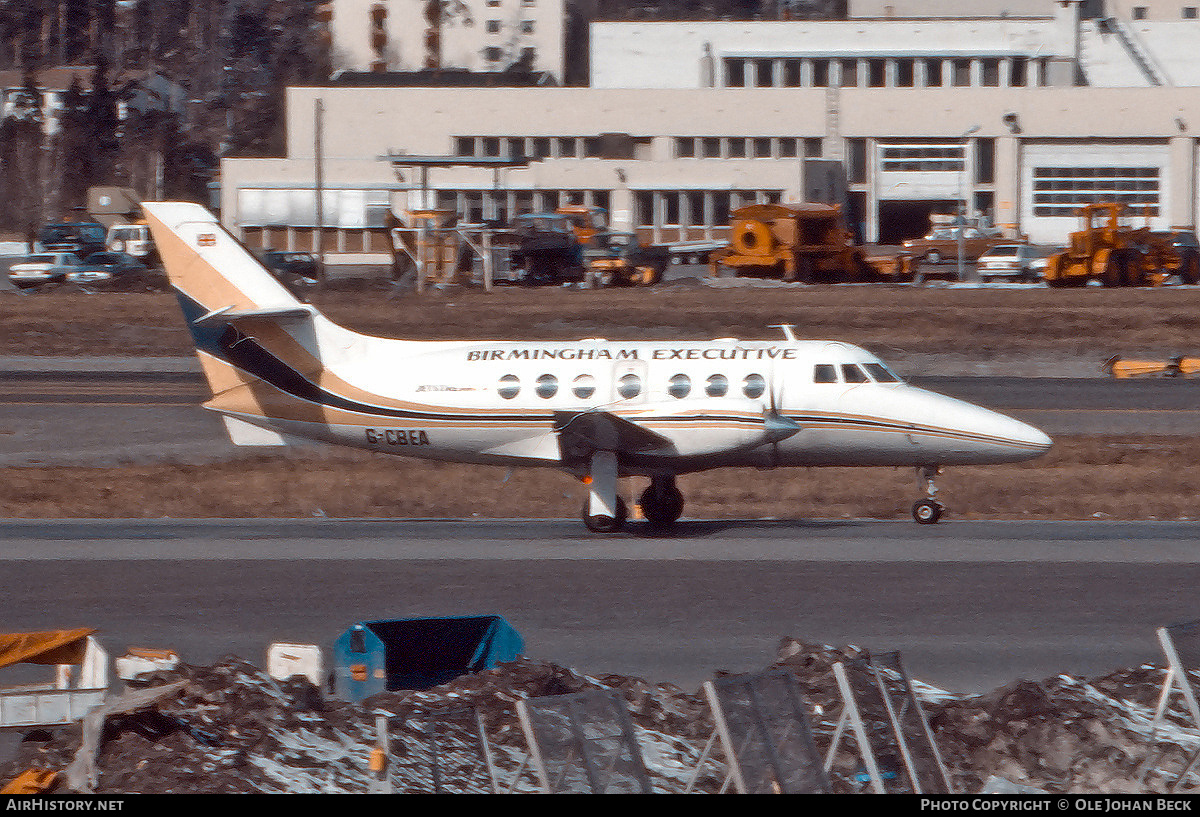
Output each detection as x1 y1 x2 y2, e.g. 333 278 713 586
553 410 671 460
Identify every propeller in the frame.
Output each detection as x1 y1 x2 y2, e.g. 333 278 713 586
761 371 801 453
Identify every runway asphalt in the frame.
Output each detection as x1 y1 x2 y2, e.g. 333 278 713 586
1 518 1197 697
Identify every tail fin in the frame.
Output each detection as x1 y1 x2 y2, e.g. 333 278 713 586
142 201 303 320
143 202 326 444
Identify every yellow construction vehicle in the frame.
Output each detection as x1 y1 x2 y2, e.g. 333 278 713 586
1104 355 1200 378
708 203 892 282
555 205 608 246
1043 203 1199 287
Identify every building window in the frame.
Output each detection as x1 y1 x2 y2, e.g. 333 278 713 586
1010 57 1028 87
924 58 943 87
754 58 774 87
975 138 995 185
782 59 802 87
847 139 868 184
952 59 971 87
521 20 534 34
675 137 696 158
701 137 721 159
1184 7 1198 18
804 138 823 158
812 59 830 87
486 20 501 33
724 58 746 87
879 143 964 173
484 46 503 63
1031 166 1161 217
726 138 746 159
1132 6 1147 19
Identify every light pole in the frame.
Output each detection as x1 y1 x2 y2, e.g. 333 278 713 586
957 124 980 282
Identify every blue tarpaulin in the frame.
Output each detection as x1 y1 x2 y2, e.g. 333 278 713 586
332 615 525 701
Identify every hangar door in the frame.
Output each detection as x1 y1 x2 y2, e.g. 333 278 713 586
1020 141 1170 244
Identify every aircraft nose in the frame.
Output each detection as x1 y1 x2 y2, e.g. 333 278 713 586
912 389 1053 464
1006 415 1053 456
971 404 1053 462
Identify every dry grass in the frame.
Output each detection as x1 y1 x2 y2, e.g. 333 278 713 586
4 284 1200 357
0 435 1193 521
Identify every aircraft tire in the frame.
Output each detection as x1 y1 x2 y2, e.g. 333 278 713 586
912 499 945 525
639 484 684 529
582 497 628 533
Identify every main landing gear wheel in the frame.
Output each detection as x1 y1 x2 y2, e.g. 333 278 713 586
912 498 945 525
639 476 684 530
582 497 627 533
912 465 945 525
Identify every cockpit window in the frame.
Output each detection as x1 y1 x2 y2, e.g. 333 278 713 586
863 362 901 383
813 364 837 383
842 364 868 383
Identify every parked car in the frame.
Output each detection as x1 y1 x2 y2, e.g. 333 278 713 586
7 252 83 289
976 244 1051 282
256 249 321 292
65 251 164 290
106 222 159 267
36 221 107 258
903 225 1010 265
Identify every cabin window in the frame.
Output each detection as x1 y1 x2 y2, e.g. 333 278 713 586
705 374 729 397
498 374 520 399
572 374 596 399
535 374 558 398
863 363 900 383
743 373 766 399
842 364 869 383
813 364 837 383
617 373 642 399
667 374 691 399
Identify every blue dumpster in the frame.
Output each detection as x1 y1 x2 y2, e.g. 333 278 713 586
332 615 525 701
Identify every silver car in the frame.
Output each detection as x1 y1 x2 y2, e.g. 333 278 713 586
976 244 1048 283
7 252 82 289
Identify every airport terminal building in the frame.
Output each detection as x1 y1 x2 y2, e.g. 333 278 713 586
220 0 1200 263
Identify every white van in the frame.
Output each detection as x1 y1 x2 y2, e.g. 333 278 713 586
106 223 157 264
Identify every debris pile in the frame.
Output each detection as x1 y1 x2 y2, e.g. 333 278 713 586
4 641 1200 794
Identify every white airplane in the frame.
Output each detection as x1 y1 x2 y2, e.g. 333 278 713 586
143 201 1052 533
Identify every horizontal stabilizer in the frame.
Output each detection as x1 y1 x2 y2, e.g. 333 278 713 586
553 410 670 458
195 304 316 326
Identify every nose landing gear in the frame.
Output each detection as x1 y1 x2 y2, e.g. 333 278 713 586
912 466 945 524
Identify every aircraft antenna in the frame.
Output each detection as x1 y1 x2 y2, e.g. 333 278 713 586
769 324 797 341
